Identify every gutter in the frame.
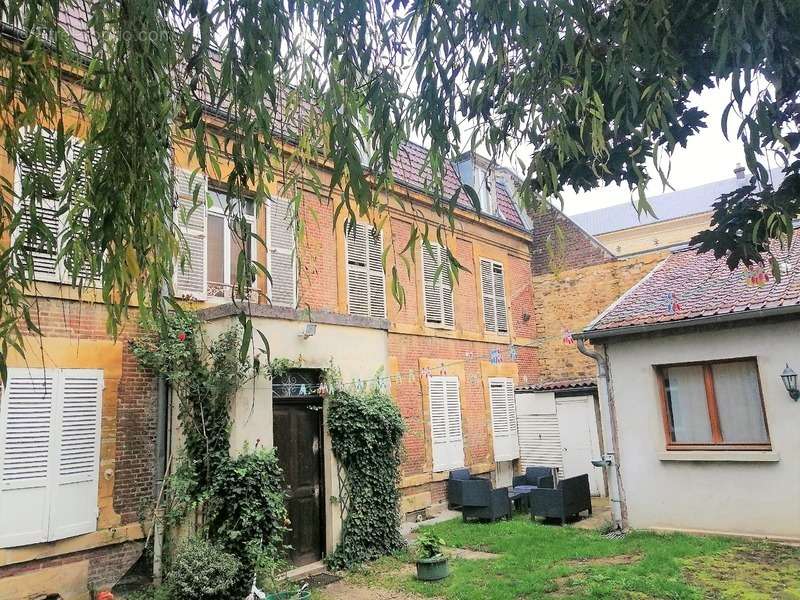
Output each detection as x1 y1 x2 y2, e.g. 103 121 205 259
576 339 626 530
579 303 800 342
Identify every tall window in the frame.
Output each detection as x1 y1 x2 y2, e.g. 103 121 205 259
658 359 770 448
422 244 454 328
475 167 496 215
0 369 103 548
346 223 386 318
206 189 256 298
429 376 464 472
480 259 508 334
489 378 519 461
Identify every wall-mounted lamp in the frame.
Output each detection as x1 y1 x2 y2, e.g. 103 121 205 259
299 322 317 339
780 363 799 401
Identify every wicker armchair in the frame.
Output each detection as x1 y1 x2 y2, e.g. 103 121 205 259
459 478 512 523
447 468 488 509
512 466 555 494
529 474 592 525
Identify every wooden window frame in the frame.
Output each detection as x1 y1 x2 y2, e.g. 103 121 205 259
206 186 257 300
655 357 771 451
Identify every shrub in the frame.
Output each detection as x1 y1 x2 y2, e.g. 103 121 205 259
167 537 241 600
415 530 446 560
206 447 289 591
326 385 406 570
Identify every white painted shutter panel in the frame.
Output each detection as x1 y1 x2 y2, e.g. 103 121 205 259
490 378 519 461
423 245 454 327
422 246 442 325
516 391 563 472
429 376 464 472
268 197 297 307
441 251 455 328
0 371 55 547
493 263 508 334
14 127 63 282
174 168 208 299
480 260 496 332
63 139 96 282
50 370 102 540
346 224 370 316
367 228 386 318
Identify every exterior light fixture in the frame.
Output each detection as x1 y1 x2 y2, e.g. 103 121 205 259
299 322 317 339
780 363 799 401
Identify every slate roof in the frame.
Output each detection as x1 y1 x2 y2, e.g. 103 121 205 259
582 237 800 338
5 8 526 230
571 168 786 235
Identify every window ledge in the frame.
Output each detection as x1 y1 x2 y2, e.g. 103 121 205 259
658 450 780 463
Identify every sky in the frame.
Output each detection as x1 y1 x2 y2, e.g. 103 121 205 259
558 80 750 217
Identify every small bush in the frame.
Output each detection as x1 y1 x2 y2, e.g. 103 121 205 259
415 530 446 559
206 447 288 591
167 537 241 600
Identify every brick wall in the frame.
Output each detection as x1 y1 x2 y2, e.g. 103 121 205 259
532 252 667 382
530 204 614 276
3 297 158 595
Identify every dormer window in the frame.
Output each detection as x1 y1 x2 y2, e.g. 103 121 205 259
475 166 497 215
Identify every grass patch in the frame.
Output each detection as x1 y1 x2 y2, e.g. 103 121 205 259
341 516 800 599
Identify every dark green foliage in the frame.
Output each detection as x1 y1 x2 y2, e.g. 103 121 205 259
132 312 250 495
206 447 289 593
167 537 241 600
326 385 406 570
3 0 800 378
415 530 446 560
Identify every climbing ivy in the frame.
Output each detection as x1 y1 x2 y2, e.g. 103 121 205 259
132 312 250 495
132 313 288 597
325 377 406 570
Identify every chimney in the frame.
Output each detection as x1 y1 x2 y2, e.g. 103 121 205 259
734 163 746 180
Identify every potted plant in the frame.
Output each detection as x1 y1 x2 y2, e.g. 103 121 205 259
414 531 449 581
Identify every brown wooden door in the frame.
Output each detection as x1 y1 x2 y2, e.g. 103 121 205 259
273 398 325 566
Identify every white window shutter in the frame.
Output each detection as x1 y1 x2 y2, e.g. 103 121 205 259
14 127 63 282
268 197 297 308
346 223 369 316
346 223 386 318
423 244 454 327
174 168 208 299
49 370 102 541
429 376 464 472
490 378 519 461
493 263 508 334
0 371 55 547
480 259 496 332
367 228 386 318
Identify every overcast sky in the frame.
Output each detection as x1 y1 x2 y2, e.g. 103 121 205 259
558 80 752 217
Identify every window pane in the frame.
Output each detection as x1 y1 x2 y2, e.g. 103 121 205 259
207 214 225 291
712 361 768 444
664 365 712 443
229 221 252 285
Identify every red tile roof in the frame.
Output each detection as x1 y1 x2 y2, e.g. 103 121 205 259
392 142 524 227
13 10 526 230
583 239 800 337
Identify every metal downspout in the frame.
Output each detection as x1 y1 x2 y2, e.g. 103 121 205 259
576 338 626 529
153 377 169 585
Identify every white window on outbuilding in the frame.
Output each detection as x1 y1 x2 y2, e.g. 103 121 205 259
0 368 103 548
428 376 464 472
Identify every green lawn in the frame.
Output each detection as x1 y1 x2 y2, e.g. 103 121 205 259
343 516 800 599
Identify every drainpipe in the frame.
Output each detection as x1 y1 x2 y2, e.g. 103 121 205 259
153 377 170 585
576 338 626 529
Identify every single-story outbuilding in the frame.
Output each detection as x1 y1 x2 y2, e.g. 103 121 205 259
577 243 800 542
